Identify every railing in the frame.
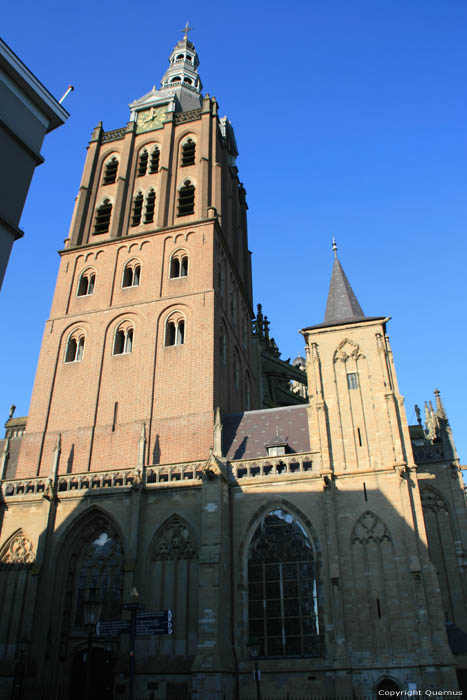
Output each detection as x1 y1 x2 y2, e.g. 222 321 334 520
101 126 127 143
229 452 316 481
412 444 445 463
174 108 202 124
1 453 319 499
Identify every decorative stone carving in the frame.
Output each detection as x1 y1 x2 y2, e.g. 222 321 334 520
153 515 197 561
352 511 391 545
333 338 365 363
0 531 35 566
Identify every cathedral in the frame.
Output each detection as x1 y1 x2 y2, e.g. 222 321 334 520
1 29 466 700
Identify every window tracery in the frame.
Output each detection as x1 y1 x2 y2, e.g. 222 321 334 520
152 515 197 561
0 531 35 567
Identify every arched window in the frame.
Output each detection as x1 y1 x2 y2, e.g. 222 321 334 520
77 269 96 297
93 199 112 234
233 353 240 389
149 147 160 174
165 313 185 346
131 192 144 226
218 263 225 297
178 180 195 216
102 157 118 185
170 250 189 278
245 373 251 410
181 138 196 166
219 326 227 364
144 188 156 224
248 509 320 657
137 149 148 177
65 518 124 628
122 260 141 288
230 289 237 326
65 331 85 363
113 322 134 355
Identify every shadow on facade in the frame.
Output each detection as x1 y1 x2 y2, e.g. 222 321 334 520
0 468 466 700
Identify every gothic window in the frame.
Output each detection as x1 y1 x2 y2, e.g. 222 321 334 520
144 188 156 224
245 372 251 410
149 147 160 174
165 313 185 346
347 373 358 390
178 180 195 216
102 157 118 185
122 260 141 288
218 263 225 297
247 509 320 657
181 138 196 166
219 325 227 364
0 530 35 567
170 250 189 278
131 192 144 226
137 149 148 176
65 518 124 628
113 322 134 355
65 331 85 363
77 269 96 297
93 199 112 234
233 353 240 389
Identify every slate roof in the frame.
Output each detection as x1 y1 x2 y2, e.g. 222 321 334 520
324 256 366 324
222 404 310 460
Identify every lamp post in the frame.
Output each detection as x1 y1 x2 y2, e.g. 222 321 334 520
122 586 144 700
82 591 103 700
246 637 262 700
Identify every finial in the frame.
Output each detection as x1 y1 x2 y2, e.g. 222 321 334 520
332 237 338 259
180 21 193 40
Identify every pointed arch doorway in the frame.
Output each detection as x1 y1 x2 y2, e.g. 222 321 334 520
70 646 113 700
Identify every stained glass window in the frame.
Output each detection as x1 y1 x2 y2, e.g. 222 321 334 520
248 509 320 657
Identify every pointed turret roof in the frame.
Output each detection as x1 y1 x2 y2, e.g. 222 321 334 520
301 239 385 331
324 238 366 324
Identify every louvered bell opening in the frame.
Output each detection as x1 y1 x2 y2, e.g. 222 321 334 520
103 159 118 185
178 184 195 216
94 201 112 234
181 140 195 166
131 194 144 226
138 151 148 177
144 190 156 223
149 149 160 174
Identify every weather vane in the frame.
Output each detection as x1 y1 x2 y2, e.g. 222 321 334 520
181 21 193 40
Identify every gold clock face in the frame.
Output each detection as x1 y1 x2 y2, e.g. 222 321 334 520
136 106 166 133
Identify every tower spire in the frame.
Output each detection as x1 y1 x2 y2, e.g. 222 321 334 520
324 242 366 324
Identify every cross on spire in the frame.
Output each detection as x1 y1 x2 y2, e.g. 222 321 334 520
180 21 193 40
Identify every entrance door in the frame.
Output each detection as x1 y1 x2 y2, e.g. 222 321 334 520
71 646 113 700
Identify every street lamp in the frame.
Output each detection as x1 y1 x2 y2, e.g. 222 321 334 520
83 590 103 700
247 636 262 700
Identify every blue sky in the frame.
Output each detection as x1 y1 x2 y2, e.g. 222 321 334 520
1 0 466 462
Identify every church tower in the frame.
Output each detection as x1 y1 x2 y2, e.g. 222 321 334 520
16 28 254 478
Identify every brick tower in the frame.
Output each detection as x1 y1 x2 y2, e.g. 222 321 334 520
16 28 254 478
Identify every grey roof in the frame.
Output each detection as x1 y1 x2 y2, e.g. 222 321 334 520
324 256 366 325
222 405 310 460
